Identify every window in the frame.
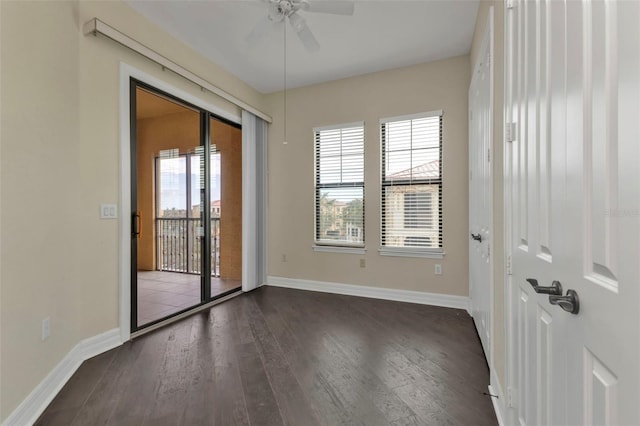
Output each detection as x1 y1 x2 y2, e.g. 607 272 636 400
314 122 365 247
381 111 442 254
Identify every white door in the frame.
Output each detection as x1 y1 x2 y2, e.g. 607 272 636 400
505 1 640 425
469 10 493 361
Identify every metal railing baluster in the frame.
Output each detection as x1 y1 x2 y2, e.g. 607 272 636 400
155 217 220 277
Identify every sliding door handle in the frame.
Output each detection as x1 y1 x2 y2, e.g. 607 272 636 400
526 278 563 296
132 212 141 238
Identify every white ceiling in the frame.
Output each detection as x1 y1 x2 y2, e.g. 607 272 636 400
125 0 480 94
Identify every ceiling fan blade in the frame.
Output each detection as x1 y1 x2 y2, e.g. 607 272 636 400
303 1 354 16
288 12 320 52
246 15 277 44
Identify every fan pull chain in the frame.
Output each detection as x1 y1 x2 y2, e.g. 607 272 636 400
283 21 288 145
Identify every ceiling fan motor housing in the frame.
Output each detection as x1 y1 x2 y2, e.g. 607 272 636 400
255 0 352 52
270 0 310 18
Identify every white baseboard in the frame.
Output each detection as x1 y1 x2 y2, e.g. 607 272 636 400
3 328 122 426
267 276 470 311
488 368 506 426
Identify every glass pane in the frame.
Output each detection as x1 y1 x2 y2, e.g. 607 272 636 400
383 115 441 181
210 118 242 299
157 155 186 216
384 120 412 152
316 125 364 185
411 148 440 179
411 116 440 149
318 156 342 184
189 153 203 218
341 154 364 182
385 149 412 179
382 184 440 248
210 150 221 278
135 87 203 329
317 187 364 245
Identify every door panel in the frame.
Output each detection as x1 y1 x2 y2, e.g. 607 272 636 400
509 0 570 424
583 0 618 290
536 306 552 426
507 0 639 424
564 0 640 423
469 14 492 359
132 84 207 330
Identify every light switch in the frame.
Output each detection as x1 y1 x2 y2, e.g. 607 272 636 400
100 204 118 219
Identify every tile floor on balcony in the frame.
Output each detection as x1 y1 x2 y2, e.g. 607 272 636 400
136 271 240 327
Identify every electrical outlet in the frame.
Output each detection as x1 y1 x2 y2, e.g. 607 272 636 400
434 264 442 275
281 253 287 262
42 317 50 341
359 259 366 268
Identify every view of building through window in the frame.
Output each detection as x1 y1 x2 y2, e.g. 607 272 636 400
381 112 443 250
314 123 365 246
155 150 223 276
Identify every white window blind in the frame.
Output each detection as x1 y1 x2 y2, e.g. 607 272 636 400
314 122 365 247
381 111 442 252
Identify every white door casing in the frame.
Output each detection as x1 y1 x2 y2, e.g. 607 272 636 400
469 6 494 363
505 1 639 425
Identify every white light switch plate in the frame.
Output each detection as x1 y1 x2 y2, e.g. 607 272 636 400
100 204 118 219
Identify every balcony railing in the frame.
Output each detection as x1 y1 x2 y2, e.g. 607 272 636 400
155 218 220 277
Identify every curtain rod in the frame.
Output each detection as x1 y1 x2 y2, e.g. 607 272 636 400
83 18 272 123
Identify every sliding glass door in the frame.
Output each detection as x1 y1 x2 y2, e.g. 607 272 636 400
130 80 242 332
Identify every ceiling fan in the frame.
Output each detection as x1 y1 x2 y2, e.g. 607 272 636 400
246 0 355 52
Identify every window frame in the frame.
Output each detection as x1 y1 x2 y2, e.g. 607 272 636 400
313 121 366 250
379 110 444 259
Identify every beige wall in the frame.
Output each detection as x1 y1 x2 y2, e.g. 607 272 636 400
265 55 470 295
211 119 243 281
0 0 263 420
1 2 82 419
470 0 506 390
136 110 200 271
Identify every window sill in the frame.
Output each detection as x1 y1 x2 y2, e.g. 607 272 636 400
313 245 367 255
378 247 445 259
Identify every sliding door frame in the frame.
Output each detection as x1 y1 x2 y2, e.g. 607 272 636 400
119 63 250 341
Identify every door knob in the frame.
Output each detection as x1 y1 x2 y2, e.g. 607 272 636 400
471 233 483 242
526 278 563 295
549 289 580 315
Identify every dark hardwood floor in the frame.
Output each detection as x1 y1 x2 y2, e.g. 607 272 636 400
36 287 498 426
